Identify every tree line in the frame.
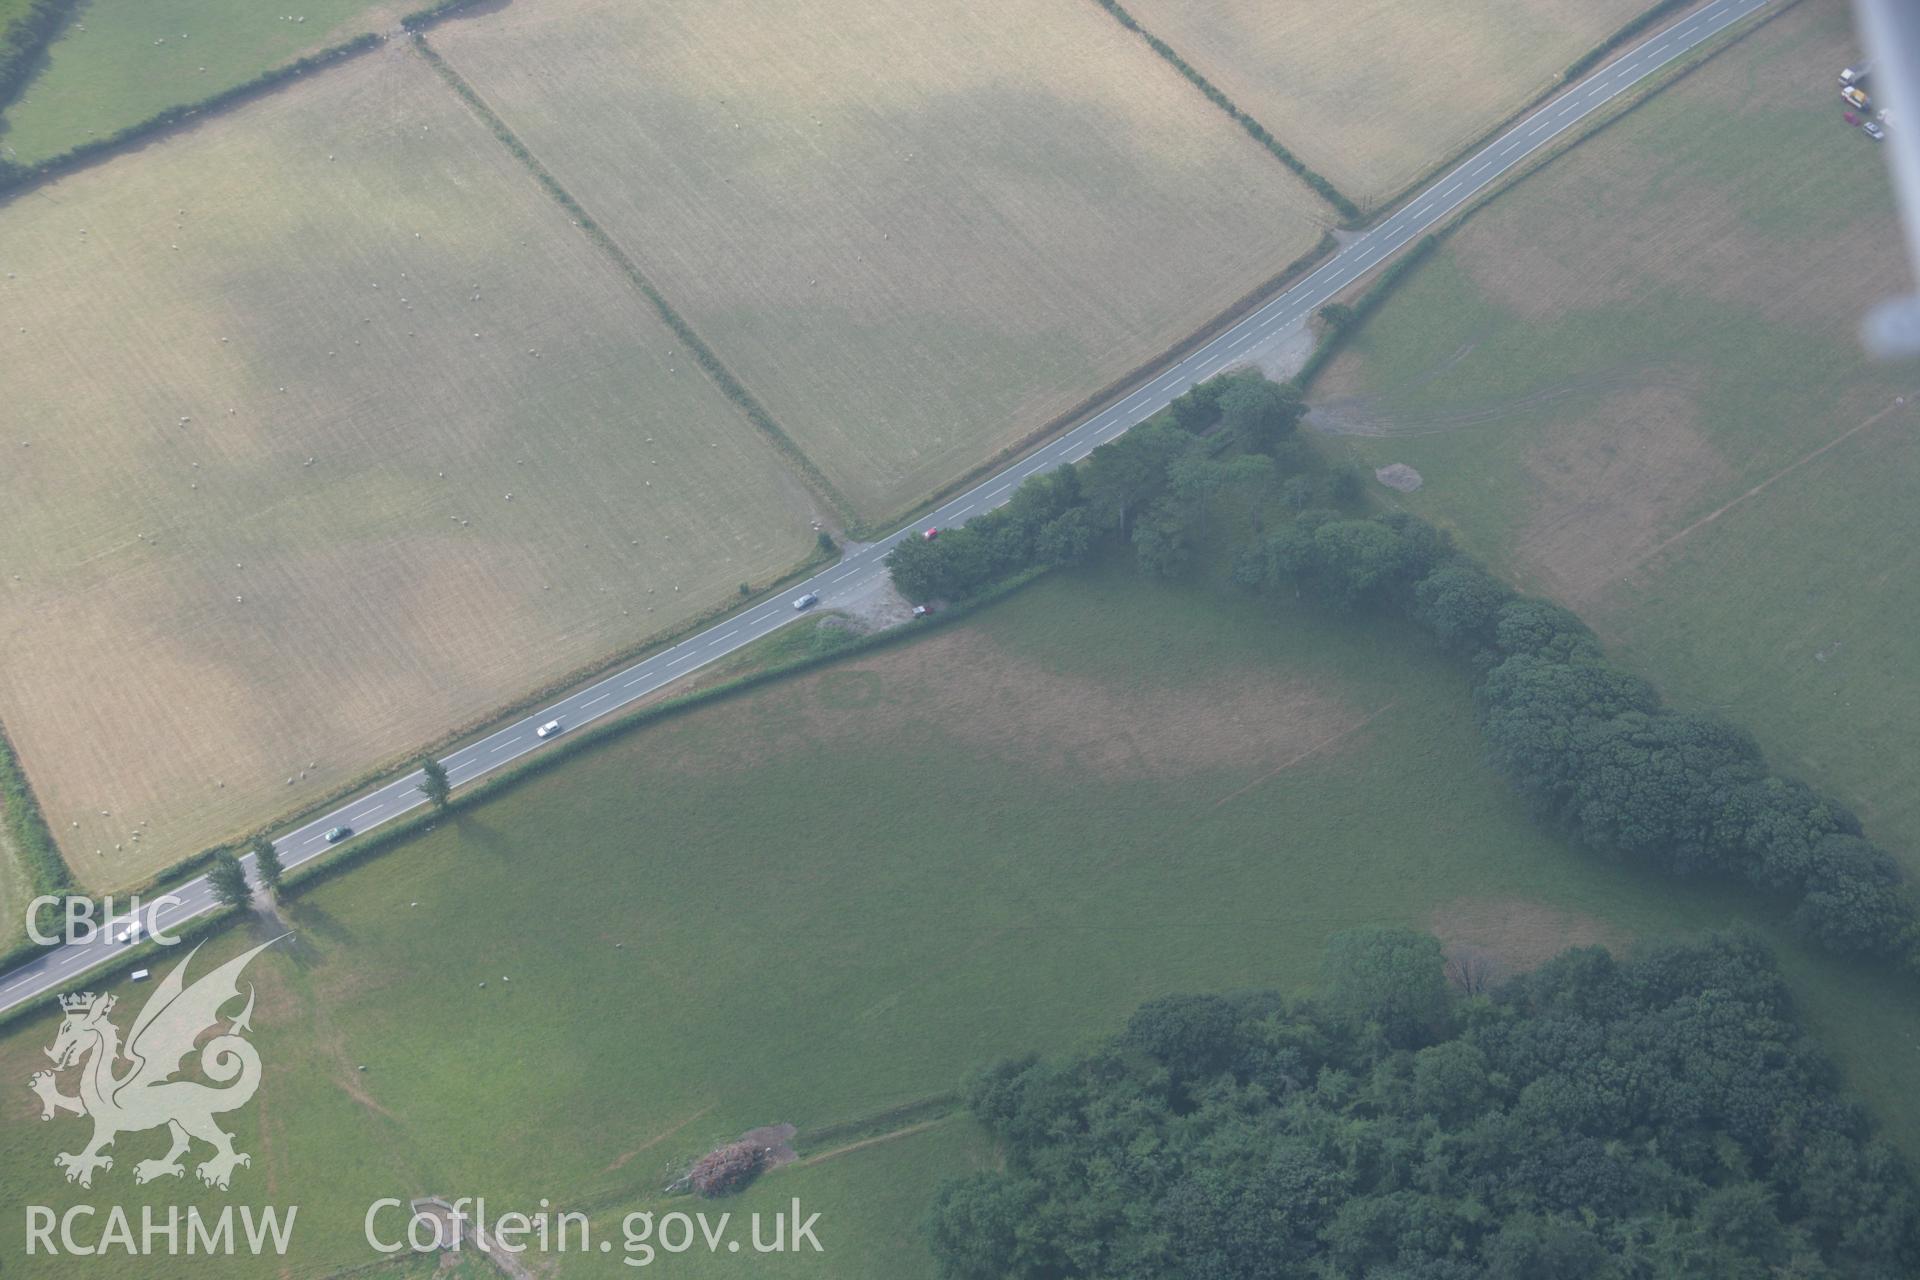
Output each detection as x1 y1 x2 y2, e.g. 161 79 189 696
886 370 1920 970
1239 510 1919 965
0 0 76 119
0 33 383 196
927 929 1920 1278
888 369 1327 600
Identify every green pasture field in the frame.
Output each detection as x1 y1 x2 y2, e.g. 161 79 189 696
0 0 394 165
0 44 816 892
1118 0 1659 209
5 548 1919 1275
0 798 27 956
430 0 1339 522
1312 0 1920 869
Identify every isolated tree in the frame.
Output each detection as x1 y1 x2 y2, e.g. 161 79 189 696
208 849 252 910
418 757 451 811
249 834 285 895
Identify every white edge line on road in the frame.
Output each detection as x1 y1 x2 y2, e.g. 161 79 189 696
0 0 1768 1014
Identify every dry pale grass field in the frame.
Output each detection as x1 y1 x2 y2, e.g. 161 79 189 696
1120 0 1658 208
0 44 816 890
432 0 1338 520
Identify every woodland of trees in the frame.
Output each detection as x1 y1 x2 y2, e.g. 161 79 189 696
927 930 1920 1279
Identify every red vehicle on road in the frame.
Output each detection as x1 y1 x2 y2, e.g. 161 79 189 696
922 527 939 541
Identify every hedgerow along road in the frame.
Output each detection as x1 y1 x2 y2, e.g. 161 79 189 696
0 0 1771 1016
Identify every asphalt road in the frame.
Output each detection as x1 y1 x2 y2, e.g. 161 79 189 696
0 0 1770 1017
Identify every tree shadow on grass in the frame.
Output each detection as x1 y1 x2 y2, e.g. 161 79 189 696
453 811 511 863
267 898 354 966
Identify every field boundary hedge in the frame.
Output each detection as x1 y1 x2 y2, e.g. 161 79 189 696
0 33 382 199
869 228 1336 539
1292 231 1445 390
0 0 77 118
793 1093 960 1155
0 0 521 200
0 722 70 972
84 535 832 919
1350 0 1774 221
1565 0 1696 80
1084 0 1360 223
1292 0 1789 392
0 904 240 1034
0 580 1055 1031
412 35 859 531
271 566 1047 905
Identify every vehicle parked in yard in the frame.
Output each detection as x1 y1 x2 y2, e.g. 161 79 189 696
536 719 563 739
913 604 935 618
1845 111 1861 126
1841 62 1872 86
1864 120 1887 141
1843 85 1871 112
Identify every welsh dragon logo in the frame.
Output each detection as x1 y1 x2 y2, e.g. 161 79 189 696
29 938 283 1190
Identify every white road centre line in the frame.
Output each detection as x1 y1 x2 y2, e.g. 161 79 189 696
0 0 1774 1018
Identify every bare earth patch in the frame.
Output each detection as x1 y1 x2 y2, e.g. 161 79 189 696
1428 896 1626 974
738 1122 799 1170
1374 463 1423 492
1518 385 1732 601
672 625 1363 781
